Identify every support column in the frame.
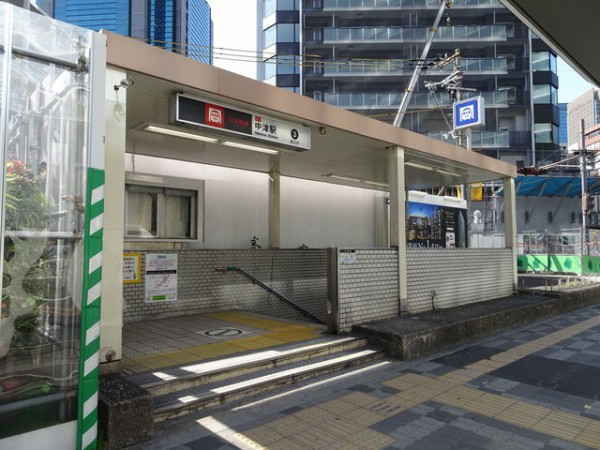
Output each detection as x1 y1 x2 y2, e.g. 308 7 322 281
268 169 281 249
99 67 127 372
503 176 518 292
389 147 408 313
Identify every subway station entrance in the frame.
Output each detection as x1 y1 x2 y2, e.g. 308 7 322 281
101 29 518 377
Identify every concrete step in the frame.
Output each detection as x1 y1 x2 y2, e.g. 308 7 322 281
152 346 385 422
127 336 369 397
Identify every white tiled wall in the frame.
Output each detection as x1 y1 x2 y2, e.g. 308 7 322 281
336 249 399 332
406 248 514 314
334 248 515 331
123 249 328 324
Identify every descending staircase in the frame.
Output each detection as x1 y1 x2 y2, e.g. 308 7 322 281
124 335 385 422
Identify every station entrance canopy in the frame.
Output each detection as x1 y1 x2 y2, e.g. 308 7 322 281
500 0 600 87
103 31 515 191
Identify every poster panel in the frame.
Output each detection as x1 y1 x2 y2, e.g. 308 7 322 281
407 201 467 248
145 254 178 302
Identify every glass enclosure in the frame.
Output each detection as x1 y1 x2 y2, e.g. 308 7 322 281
0 5 93 439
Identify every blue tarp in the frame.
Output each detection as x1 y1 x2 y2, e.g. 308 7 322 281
497 176 600 197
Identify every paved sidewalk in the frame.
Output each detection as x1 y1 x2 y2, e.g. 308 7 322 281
126 303 600 449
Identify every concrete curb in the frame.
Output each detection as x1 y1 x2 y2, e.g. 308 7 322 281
354 286 600 361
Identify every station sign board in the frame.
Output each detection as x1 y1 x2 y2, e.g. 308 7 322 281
453 96 485 131
170 93 311 151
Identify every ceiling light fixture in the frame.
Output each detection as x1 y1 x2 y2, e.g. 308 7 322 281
405 161 460 177
325 174 388 187
143 125 218 143
405 161 434 171
435 168 460 177
222 141 279 155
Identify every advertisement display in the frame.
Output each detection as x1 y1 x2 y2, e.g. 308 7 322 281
406 193 467 248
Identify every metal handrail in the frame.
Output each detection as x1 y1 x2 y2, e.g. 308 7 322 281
215 266 324 325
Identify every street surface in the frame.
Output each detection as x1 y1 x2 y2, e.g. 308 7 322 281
127 304 600 449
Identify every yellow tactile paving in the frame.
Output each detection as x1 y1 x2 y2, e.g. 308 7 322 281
343 407 386 426
462 392 516 417
228 336 287 350
263 416 310 438
239 426 285 446
288 426 340 449
340 391 385 409
575 422 600 448
123 311 326 372
341 428 396 449
433 385 600 449
293 406 337 425
465 359 505 373
266 438 306 450
203 311 323 334
495 401 550 428
382 372 432 390
318 398 361 415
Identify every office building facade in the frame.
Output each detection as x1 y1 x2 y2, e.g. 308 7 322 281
38 0 213 63
567 88 600 150
259 0 561 167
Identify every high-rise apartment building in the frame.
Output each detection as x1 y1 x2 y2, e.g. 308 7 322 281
259 0 561 167
38 0 213 64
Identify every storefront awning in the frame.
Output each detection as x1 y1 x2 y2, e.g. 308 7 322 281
498 176 600 198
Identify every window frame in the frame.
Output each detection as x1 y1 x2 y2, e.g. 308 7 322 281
124 173 204 242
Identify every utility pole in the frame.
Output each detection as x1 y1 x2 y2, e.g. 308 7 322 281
580 119 588 276
393 0 452 128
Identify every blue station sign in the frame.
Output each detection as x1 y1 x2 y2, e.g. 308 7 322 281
453 96 485 131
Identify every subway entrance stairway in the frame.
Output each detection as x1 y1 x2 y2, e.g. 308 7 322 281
118 311 384 424
102 279 600 448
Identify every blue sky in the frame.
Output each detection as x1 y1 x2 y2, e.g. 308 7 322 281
557 58 595 103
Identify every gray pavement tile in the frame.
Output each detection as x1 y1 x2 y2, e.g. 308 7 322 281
348 384 375 393
544 349 578 360
568 340 596 350
183 435 232 450
546 438 592 450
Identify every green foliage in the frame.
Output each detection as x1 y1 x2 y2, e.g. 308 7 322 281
4 159 49 231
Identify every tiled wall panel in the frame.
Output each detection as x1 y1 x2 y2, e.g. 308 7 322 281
123 249 328 324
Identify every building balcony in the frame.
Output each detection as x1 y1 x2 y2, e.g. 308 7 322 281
323 90 509 109
428 131 510 148
321 0 502 10
319 57 507 76
322 25 507 44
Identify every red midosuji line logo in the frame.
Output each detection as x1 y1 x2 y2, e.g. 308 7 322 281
206 103 225 128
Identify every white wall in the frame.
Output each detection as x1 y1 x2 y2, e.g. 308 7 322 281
124 154 384 248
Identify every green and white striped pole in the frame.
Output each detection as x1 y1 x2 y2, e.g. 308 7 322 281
77 168 104 450
77 31 106 450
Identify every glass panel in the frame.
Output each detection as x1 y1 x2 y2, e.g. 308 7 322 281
126 190 157 238
264 0 276 16
534 123 553 143
532 51 550 71
164 194 193 239
1 7 92 439
264 25 276 47
533 84 551 104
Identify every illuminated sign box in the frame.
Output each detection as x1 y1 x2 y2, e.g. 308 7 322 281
170 93 311 151
453 96 485 131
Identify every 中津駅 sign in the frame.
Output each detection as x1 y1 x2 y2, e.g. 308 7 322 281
171 93 311 151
